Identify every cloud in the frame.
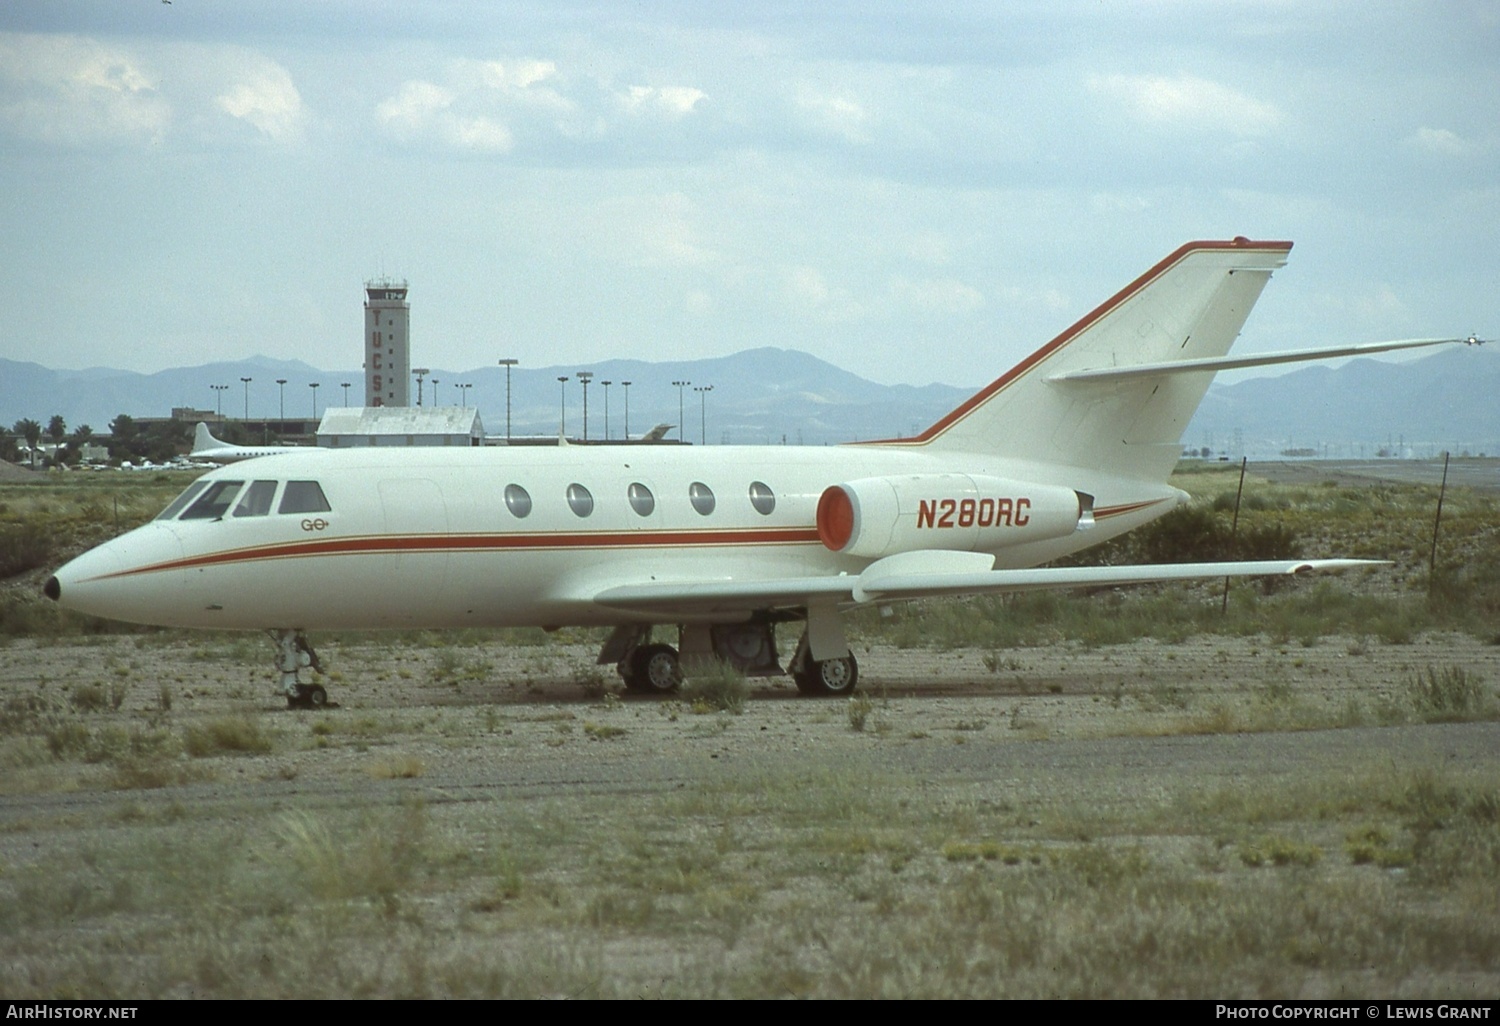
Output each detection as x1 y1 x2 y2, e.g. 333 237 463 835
890 276 985 315
216 63 304 141
794 85 871 144
376 80 455 128
1088 73 1283 136
1405 126 1471 156
480 59 558 91
621 84 707 119
376 78 514 152
375 59 587 152
0 33 170 145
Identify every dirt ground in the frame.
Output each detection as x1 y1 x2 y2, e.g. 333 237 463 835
2 629 1496 811
2 629 1498 998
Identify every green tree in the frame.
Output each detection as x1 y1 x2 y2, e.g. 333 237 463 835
107 414 144 463
12 418 41 468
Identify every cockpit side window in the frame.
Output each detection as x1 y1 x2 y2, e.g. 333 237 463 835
179 481 245 521
156 482 209 521
279 480 332 514
232 480 278 518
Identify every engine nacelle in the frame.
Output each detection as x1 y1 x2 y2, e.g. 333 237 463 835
816 474 1087 559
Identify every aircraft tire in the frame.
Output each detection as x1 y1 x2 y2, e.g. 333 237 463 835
287 683 329 709
626 643 682 695
793 654 859 696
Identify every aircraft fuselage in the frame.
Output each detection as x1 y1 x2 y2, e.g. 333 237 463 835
49 443 1178 632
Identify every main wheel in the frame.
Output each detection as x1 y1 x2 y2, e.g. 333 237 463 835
793 653 859 696
625 643 682 695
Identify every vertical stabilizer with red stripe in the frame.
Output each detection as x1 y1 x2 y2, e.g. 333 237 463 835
906 238 1292 482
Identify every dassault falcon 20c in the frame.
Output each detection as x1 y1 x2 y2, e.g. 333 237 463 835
44 239 1479 707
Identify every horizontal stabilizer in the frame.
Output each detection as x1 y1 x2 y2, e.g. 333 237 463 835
1047 336 1484 384
593 555 1385 617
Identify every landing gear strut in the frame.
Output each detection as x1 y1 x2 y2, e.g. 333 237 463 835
272 629 330 709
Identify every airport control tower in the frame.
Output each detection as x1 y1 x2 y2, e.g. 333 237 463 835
364 279 411 407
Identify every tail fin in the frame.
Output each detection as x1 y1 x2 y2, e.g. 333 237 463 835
907 238 1291 482
191 422 222 455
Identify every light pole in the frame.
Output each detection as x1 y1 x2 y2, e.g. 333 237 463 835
601 380 612 440
556 376 570 436
576 371 593 441
498 358 518 441
413 368 429 407
456 382 471 407
276 379 287 424
431 378 440 406
621 381 632 439
211 384 228 418
240 377 252 420
309 382 320 421
341 382 351 406
672 380 690 442
694 384 713 445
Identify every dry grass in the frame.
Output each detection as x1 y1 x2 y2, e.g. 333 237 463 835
1 752 1496 998
2 467 1498 996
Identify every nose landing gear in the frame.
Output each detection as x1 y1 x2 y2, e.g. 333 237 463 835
272 629 333 709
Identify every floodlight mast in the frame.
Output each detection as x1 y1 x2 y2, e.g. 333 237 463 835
498 358 518 440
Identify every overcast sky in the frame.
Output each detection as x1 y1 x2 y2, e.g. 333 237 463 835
1 1 1494 388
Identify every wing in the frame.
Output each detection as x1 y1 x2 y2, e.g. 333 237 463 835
592 549 1384 619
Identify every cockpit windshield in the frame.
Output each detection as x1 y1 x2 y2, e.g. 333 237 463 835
232 480 278 518
155 482 209 521
157 478 330 522
279 481 331 514
178 480 245 520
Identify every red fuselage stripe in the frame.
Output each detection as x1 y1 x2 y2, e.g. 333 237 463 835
91 499 1167 582
95 527 825 580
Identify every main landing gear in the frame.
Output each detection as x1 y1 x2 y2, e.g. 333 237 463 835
272 629 331 710
788 633 859 696
621 642 684 695
601 623 860 698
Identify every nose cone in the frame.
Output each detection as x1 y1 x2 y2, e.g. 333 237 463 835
47 525 183 626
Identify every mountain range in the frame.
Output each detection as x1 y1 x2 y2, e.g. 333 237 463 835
2 343 1496 457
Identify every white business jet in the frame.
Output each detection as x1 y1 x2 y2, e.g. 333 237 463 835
44 239 1478 708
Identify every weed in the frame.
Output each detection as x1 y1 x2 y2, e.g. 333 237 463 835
680 661 750 714
68 681 127 713
1238 835 1323 868
366 756 424 779
847 693 873 732
275 802 429 915
583 722 627 741
183 716 274 757
1344 826 1413 869
1406 666 1491 722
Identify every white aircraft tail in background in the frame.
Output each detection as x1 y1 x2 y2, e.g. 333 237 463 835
188 422 309 462
48 239 1475 708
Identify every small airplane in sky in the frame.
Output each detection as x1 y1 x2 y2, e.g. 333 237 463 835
44 239 1478 708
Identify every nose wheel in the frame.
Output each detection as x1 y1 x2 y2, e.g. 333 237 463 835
288 683 328 710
